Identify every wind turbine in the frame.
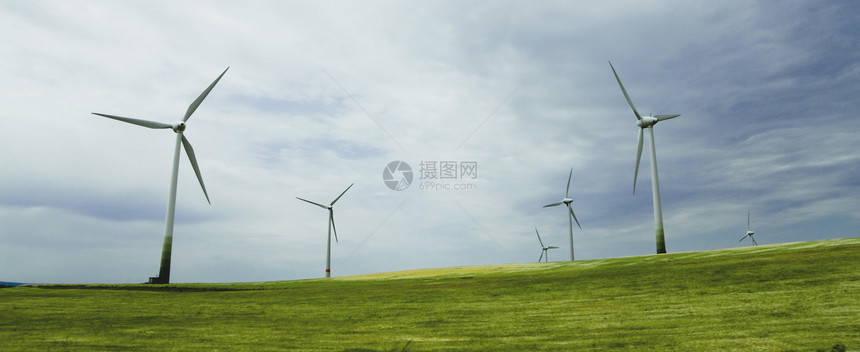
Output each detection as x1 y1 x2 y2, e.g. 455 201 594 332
738 210 758 246
296 183 354 278
535 228 559 263
543 168 582 260
92 67 229 284
609 61 680 254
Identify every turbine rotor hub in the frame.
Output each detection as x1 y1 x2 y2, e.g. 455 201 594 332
562 198 573 204
172 122 186 132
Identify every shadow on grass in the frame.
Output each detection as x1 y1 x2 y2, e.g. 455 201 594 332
342 339 412 352
32 284 252 292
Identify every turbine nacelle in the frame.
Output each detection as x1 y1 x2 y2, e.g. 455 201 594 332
747 230 755 236
637 115 680 129
562 198 573 205
636 116 658 128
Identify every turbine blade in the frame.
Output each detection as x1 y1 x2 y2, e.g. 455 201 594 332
548 246 559 249
738 235 747 243
330 210 339 243
751 237 758 246
565 168 572 198
535 228 545 247
183 67 229 122
608 61 641 120
181 135 210 204
634 128 644 194
655 114 680 121
747 210 751 231
296 197 328 209
331 183 354 206
92 113 172 129
569 205 582 229
543 202 563 208
538 251 544 263
327 215 334 243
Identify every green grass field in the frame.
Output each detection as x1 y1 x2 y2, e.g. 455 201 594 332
2 238 858 351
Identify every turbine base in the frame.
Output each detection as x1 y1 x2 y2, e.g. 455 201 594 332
656 225 666 254
147 276 168 284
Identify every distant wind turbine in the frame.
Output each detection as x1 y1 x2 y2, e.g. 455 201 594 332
543 168 582 260
92 67 229 284
535 228 559 263
609 61 680 254
738 210 758 246
297 183 354 278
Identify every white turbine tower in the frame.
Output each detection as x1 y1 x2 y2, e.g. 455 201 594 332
92 67 229 284
543 168 582 260
296 183 354 278
609 61 680 254
535 228 559 263
739 210 758 246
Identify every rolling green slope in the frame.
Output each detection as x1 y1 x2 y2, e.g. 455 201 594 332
1 238 858 351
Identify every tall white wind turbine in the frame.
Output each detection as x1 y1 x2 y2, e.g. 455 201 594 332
609 61 679 254
535 228 559 263
543 168 582 260
92 67 229 284
738 210 758 246
296 183 354 278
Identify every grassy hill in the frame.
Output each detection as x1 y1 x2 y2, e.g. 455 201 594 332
1 238 857 351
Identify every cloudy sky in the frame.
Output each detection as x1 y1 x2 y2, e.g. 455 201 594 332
2 1 858 284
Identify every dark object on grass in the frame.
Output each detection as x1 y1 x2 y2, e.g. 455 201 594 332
816 343 846 352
